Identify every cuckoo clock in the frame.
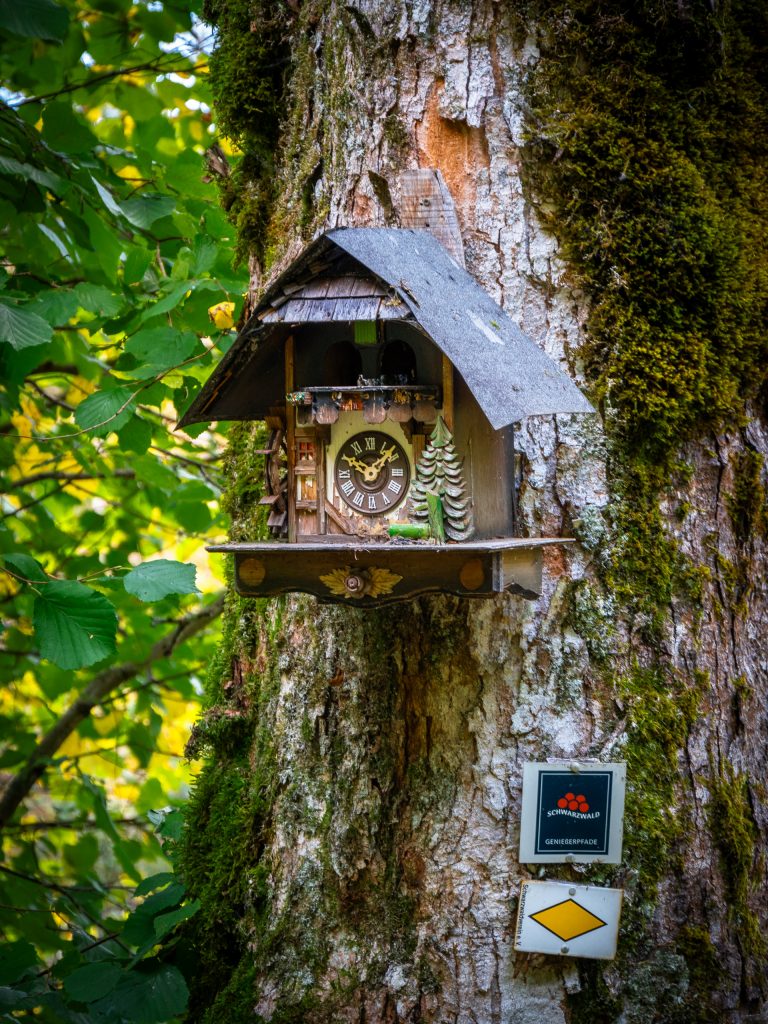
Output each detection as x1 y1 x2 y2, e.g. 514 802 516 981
179 228 593 606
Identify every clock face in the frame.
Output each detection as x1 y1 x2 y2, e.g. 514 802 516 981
334 431 410 516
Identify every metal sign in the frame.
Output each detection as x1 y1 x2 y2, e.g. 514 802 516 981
514 881 623 960
519 762 626 864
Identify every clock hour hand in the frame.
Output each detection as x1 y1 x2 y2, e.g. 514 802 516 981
342 453 370 475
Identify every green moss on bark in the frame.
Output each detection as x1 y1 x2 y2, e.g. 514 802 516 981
727 446 767 546
618 667 704 897
202 0 291 267
510 0 768 632
708 764 766 972
514 1 768 458
507 2 768 1013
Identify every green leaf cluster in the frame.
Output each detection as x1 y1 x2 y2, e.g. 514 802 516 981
0 2 249 1020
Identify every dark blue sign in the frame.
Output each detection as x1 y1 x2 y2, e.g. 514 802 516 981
535 771 612 856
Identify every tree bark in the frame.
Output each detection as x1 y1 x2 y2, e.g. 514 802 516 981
182 3 768 1021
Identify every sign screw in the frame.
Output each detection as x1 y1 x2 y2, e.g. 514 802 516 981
568 888 576 895
561 945 570 954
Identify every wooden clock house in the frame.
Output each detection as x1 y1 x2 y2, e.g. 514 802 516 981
179 228 593 606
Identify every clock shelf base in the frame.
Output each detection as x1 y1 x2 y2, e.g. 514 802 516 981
207 538 573 606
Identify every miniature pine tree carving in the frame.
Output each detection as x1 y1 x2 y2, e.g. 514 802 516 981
409 415 474 541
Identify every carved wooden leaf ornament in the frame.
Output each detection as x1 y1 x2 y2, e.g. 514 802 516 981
319 566 403 599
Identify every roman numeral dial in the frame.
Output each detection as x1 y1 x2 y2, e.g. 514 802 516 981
334 431 411 516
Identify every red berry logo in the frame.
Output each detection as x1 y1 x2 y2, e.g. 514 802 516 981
556 791 590 813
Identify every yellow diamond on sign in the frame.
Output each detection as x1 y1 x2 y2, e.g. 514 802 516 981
529 899 607 941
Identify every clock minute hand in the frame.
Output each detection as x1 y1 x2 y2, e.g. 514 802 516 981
358 445 397 483
371 445 397 472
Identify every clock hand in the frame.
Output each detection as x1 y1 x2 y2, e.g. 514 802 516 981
343 446 398 483
369 445 397 474
357 446 398 482
342 453 371 475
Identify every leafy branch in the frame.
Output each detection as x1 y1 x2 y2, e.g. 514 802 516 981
14 57 209 108
0 592 225 830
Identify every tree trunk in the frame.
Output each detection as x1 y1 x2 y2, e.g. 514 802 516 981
182 2 768 1021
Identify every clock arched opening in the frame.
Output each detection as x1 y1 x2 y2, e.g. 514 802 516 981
379 338 417 384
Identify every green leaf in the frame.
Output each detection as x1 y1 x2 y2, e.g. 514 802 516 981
42 102 97 154
82 775 121 842
0 155 62 191
63 962 123 1002
0 0 68 41
117 416 153 454
92 177 123 218
153 899 200 940
123 327 199 377
28 289 81 325
63 833 99 873
3 553 48 584
133 454 178 491
0 941 38 985
91 963 188 1024
134 872 174 898
135 777 165 813
120 194 175 230
73 282 123 317
140 281 193 322
122 882 185 945
0 301 53 351
157 808 184 840
34 581 117 669
83 205 123 279
0 986 34 1011
124 560 198 602
75 387 136 436
123 247 153 285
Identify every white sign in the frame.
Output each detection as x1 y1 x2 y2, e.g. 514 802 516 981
519 761 626 864
514 880 623 960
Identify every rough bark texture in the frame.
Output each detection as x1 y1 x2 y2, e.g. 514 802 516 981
182 3 768 1022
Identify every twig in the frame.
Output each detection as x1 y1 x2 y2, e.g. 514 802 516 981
2 817 146 833
0 865 132 894
15 58 209 108
10 469 135 487
1 482 67 521
29 381 75 412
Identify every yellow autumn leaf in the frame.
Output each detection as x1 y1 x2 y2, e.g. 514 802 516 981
112 782 141 804
11 443 46 478
117 164 144 183
65 375 96 404
0 572 17 599
10 394 47 436
93 710 122 736
208 301 235 330
58 732 84 759
51 912 71 936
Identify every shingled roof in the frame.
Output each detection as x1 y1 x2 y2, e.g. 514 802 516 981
178 228 593 431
